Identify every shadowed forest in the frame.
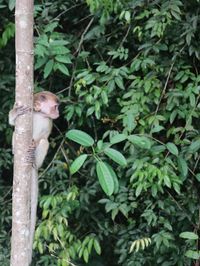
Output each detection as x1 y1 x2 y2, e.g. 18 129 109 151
0 0 200 265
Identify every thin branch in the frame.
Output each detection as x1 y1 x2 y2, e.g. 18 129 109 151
153 45 186 119
193 153 200 173
67 17 94 97
0 187 12 202
51 3 84 22
120 25 131 47
56 86 70 94
39 138 65 178
74 17 94 55
153 62 174 117
61 145 69 165
167 191 196 228
74 14 93 25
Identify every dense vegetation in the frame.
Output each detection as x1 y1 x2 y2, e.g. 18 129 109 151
0 0 200 265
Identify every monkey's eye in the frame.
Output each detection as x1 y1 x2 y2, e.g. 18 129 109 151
54 105 59 110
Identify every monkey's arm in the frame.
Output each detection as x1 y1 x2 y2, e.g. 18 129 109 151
9 104 31 126
9 109 16 126
9 105 31 155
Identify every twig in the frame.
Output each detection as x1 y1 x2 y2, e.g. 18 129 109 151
0 187 12 202
56 86 70 94
153 62 174 118
120 25 131 47
51 3 84 22
167 191 196 228
193 153 200 173
61 145 69 165
68 17 94 97
153 45 186 120
39 138 65 178
74 14 93 25
75 17 94 55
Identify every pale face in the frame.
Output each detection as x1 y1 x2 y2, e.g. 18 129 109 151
40 99 59 119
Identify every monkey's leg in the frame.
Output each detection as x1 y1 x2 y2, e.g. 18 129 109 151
24 140 36 264
29 167 38 265
25 140 36 165
35 138 49 169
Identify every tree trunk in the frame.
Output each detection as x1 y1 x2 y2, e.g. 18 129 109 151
10 0 34 265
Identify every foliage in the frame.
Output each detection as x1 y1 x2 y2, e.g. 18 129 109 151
0 0 200 265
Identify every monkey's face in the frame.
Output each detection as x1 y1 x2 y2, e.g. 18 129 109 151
39 99 59 119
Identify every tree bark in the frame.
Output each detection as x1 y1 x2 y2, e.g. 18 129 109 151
10 0 34 265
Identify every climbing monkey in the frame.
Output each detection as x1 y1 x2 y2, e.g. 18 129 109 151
9 91 59 264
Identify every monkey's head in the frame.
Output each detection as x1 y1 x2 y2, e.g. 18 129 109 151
34 91 59 119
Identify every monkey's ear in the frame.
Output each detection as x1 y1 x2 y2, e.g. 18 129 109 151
39 94 46 101
34 102 41 112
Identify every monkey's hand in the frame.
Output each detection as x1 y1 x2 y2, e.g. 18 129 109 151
9 103 31 126
25 140 36 167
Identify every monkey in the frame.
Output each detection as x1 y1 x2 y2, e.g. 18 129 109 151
9 91 59 264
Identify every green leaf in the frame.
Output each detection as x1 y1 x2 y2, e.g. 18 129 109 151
83 248 89 263
151 125 164 134
179 232 198 240
196 173 200 182
35 58 47 70
51 46 70 55
173 182 180 194
66 129 94 147
104 147 127 166
151 145 166 154
44 22 58 33
166 142 179 156
105 163 119 193
101 90 108 105
163 175 171 188
70 154 88 175
38 241 44 254
185 250 200 260
97 140 103 151
115 77 125 90
43 197 52 210
88 238 94 253
93 239 101 255
125 11 131 23
50 40 69 46
35 44 47 57
86 106 95 116
8 0 15 10
44 59 54 78
57 63 69 76
189 139 200 153
128 135 151 149
78 247 84 258
178 157 188 180
110 133 127 144
55 55 71 64
96 161 114 196
119 203 129 218
135 183 143 197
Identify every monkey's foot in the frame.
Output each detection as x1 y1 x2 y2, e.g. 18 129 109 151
25 140 36 165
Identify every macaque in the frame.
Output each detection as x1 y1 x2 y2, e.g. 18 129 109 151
9 91 59 264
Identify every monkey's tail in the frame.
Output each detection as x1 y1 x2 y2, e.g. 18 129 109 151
29 167 38 265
